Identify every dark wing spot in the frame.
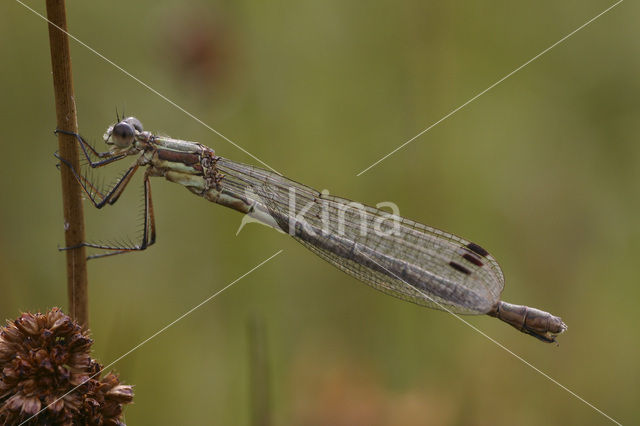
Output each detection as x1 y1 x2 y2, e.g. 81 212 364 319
449 261 471 275
466 242 489 257
462 253 484 267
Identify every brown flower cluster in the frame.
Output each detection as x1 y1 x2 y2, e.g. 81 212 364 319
0 308 133 425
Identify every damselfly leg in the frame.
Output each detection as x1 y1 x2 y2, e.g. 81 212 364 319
55 129 156 259
55 129 129 167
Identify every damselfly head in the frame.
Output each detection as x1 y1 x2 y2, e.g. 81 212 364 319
104 116 144 148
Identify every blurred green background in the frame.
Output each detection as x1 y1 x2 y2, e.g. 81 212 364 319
1 1 638 424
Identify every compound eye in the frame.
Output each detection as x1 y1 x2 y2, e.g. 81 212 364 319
123 116 143 132
111 121 135 147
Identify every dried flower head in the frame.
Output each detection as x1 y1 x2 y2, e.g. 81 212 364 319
0 308 133 425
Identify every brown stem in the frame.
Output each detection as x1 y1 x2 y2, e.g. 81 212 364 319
46 0 89 327
248 316 271 426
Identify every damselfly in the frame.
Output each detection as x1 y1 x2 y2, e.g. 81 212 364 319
55 116 567 343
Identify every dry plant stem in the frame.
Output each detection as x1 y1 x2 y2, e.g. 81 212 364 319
46 0 89 327
248 316 271 426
